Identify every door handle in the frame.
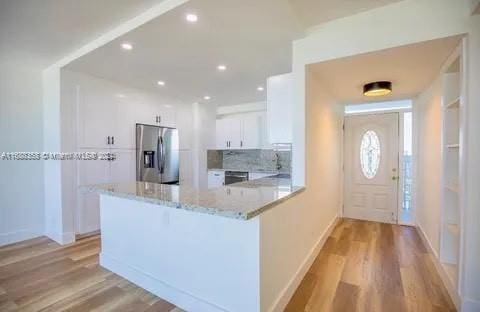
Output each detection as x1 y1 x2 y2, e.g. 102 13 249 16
111 136 114 145
240 140 243 147
391 176 399 180
107 136 111 145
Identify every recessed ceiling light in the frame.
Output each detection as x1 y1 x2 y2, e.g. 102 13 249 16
186 13 198 23
217 65 227 71
121 42 133 50
116 94 126 98
363 81 392 97
203 95 211 100
157 80 165 86
257 86 264 91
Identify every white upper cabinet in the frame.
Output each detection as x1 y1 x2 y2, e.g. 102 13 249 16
216 118 230 149
112 98 137 149
267 73 293 144
76 79 178 150
77 84 114 149
241 113 262 149
228 116 243 149
216 113 262 150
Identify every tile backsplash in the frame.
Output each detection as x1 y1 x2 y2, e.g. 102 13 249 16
207 149 291 173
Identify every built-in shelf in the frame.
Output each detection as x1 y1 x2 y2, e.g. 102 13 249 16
446 144 459 149
446 223 460 236
445 184 459 193
445 97 460 109
440 46 463 296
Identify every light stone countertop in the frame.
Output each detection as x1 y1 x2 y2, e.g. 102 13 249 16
86 177 304 220
207 168 281 173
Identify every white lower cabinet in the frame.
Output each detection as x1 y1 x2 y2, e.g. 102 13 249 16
76 148 136 235
208 170 225 189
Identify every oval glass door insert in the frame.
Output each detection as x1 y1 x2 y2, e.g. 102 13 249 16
360 130 381 179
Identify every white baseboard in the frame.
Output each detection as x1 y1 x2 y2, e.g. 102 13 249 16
268 215 340 312
45 230 75 245
415 224 460 310
0 229 42 247
100 253 227 312
462 298 480 312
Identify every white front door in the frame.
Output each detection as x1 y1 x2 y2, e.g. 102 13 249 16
344 113 399 224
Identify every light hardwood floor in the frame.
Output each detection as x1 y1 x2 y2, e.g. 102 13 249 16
0 235 180 311
0 219 455 312
285 219 456 312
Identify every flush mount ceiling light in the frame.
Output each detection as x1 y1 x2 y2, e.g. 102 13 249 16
363 81 392 97
257 86 264 91
217 64 227 71
121 42 133 50
203 95 211 100
186 13 198 23
157 80 165 86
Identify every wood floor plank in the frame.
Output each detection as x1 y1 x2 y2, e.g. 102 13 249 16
144 299 176 312
305 253 346 311
1 220 456 312
331 281 360 312
289 220 456 312
284 272 318 312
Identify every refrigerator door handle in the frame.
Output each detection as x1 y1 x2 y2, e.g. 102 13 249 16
157 136 163 174
160 136 165 174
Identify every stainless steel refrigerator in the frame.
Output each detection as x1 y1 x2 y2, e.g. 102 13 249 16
136 124 179 184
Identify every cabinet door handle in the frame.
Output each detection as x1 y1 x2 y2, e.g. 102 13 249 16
112 136 115 145
107 136 111 145
240 140 243 147
158 116 161 123
155 116 158 123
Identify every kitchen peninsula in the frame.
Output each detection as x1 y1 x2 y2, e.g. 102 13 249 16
89 177 304 312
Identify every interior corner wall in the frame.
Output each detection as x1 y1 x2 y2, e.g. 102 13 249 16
291 0 470 187
0 60 45 246
259 68 343 312
412 77 443 256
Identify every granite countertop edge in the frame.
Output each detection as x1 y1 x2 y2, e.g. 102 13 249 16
207 168 285 174
86 185 305 221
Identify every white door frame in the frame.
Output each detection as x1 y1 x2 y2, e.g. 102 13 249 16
342 109 414 225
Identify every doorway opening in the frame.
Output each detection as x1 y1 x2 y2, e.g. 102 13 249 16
344 100 414 225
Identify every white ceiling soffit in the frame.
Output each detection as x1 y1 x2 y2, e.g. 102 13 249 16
65 0 303 106
307 35 462 105
288 0 404 31
0 0 168 66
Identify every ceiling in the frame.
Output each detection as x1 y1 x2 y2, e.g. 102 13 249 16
1 0 416 106
65 0 302 106
308 36 462 105
288 0 404 30
0 0 166 66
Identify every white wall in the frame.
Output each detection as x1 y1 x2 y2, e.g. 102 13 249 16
259 68 343 312
413 77 443 255
292 0 471 186
463 13 480 310
0 59 45 246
